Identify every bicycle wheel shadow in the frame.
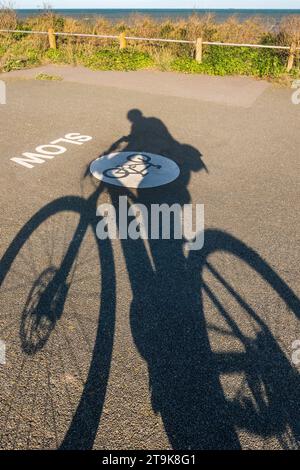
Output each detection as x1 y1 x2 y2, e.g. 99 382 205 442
103 109 300 449
188 231 300 449
0 185 117 450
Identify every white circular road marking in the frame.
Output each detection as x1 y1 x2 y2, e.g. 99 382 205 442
90 152 180 189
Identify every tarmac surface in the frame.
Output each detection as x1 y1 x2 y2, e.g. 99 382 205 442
0 66 299 450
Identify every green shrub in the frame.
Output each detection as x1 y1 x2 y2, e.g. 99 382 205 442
1 44 41 72
45 47 70 63
2 55 39 71
81 49 154 71
0 45 6 57
171 46 286 78
35 72 63 80
11 23 32 40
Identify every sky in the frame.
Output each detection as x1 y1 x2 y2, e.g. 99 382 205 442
14 1 300 10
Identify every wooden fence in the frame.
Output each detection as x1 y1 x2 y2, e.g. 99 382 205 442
0 28 299 72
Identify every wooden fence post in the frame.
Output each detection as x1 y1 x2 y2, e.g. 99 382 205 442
287 41 297 72
196 37 203 63
119 32 127 50
48 28 57 50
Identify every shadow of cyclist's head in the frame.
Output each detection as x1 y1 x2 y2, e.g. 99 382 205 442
127 109 143 123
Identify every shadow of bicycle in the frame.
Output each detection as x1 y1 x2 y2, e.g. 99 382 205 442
0 109 299 450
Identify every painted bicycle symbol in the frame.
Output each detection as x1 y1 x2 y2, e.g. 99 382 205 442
103 153 162 179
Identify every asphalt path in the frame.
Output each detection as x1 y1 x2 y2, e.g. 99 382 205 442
0 67 299 450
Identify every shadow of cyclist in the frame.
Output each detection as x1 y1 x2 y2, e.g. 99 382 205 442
105 109 243 449
105 109 299 449
106 108 207 203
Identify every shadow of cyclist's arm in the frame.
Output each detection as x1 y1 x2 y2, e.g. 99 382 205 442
105 135 129 154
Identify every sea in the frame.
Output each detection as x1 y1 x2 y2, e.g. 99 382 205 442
15 9 300 24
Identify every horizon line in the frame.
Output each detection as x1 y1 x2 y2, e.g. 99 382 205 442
15 7 300 11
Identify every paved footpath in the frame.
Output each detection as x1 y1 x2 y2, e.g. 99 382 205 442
0 66 299 450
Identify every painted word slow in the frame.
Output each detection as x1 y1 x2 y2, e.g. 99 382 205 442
11 133 93 169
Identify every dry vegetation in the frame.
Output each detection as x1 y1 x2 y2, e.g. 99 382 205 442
0 8 299 80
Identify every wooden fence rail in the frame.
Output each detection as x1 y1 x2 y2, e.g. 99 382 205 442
0 29 299 71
